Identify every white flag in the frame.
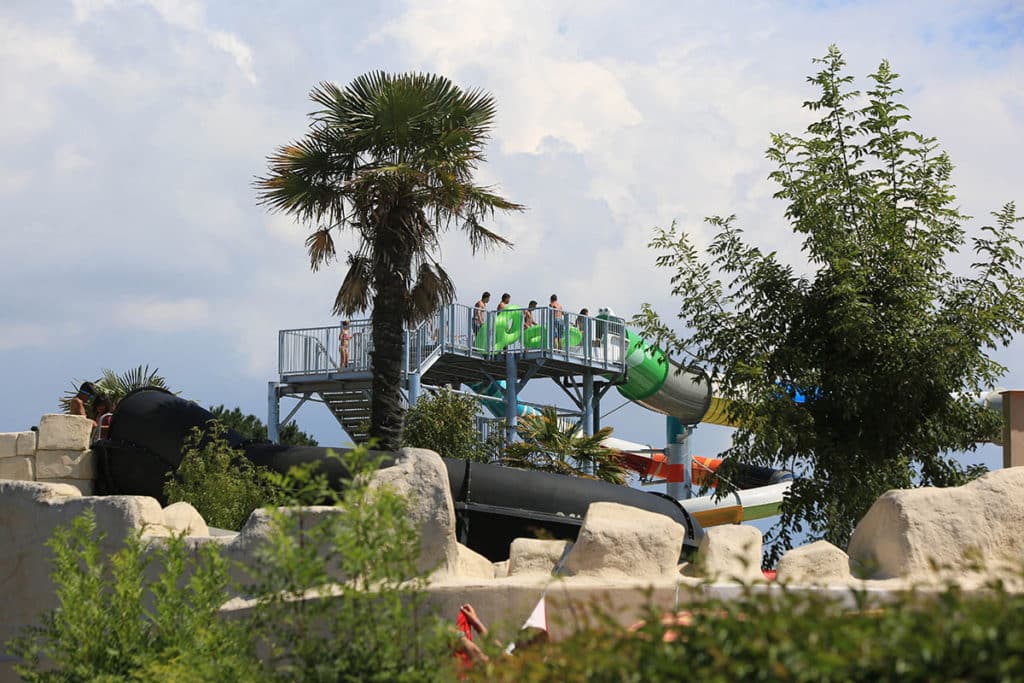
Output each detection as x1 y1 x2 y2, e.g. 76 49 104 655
506 596 547 654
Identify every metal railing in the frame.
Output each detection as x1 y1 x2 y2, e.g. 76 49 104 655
278 304 628 378
279 319 373 376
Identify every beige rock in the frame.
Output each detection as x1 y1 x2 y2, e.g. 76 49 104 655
16 430 37 456
0 480 166 644
37 414 93 451
776 540 851 585
370 448 459 575
0 455 34 481
0 433 17 458
162 501 210 537
37 478 95 496
564 502 685 578
452 543 495 579
34 449 95 480
848 468 1024 581
695 525 764 583
224 506 347 586
508 538 571 576
493 560 510 578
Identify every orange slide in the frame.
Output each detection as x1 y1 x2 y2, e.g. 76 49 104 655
618 450 724 486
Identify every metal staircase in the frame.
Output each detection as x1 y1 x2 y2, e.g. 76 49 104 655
320 380 373 443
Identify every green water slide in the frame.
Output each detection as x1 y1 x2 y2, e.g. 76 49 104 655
609 327 712 424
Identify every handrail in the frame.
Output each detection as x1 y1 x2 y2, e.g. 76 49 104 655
277 304 628 379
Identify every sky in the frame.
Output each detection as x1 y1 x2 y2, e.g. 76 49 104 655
2 0 1022 487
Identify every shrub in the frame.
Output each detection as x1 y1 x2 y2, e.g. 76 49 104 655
474 581 1024 682
402 387 491 462
502 407 627 484
164 420 281 531
251 447 454 681
8 510 260 682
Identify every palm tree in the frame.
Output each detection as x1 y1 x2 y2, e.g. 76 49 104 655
502 407 628 485
257 72 522 449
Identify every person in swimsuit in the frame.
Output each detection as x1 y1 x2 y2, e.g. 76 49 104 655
550 294 564 349
524 300 537 328
497 293 511 311
339 320 353 369
473 292 491 337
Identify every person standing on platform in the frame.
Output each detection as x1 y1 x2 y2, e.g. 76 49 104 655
339 320 353 369
576 308 589 332
497 293 511 311
550 294 564 349
473 292 491 337
524 300 537 329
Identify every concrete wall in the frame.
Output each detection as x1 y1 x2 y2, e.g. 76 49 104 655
0 415 96 494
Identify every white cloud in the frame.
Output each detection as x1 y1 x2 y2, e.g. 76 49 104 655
0 322 52 351
54 145 92 174
73 0 257 83
112 297 211 332
0 167 30 195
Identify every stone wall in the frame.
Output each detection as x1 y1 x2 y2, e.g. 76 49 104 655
0 415 96 495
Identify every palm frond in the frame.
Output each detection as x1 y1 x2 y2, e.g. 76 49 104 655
408 261 456 323
334 252 374 316
304 227 337 271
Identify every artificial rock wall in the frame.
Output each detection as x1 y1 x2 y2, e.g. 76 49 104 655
0 415 96 494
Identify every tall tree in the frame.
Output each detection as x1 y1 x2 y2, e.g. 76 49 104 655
257 72 522 449
208 405 319 447
635 47 1024 558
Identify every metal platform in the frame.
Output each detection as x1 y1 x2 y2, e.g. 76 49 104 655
270 303 628 443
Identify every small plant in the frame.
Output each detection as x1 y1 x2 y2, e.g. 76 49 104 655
503 406 628 484
8 510 261 682
250 445 455 681
164 420 281 531
402 386 492 462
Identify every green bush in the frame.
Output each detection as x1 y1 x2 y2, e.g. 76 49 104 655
164 420 281 531
402 387 492 462
12 446 454 682
8 510 260 682
474 582 1024 682
251 448 453 681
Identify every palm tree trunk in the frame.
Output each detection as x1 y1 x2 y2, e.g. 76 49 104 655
369 218 412 450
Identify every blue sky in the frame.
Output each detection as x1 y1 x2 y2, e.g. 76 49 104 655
1 0 1021 484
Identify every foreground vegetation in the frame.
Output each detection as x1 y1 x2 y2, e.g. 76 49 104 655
475 583 1024 682
11 448 455 682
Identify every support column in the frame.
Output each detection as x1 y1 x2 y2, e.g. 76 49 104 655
582 371 594 437
408 372 421 407
1003 390 1024 468
666 416 692 500
267 381 281 445
505 352 518 442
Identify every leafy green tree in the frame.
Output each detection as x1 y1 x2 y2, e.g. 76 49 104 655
59 365 171 418
164 421 282 531
503 407 628 484
208 404 319 447
635 46 1024 557
401 387 491 462
257 72 523 450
